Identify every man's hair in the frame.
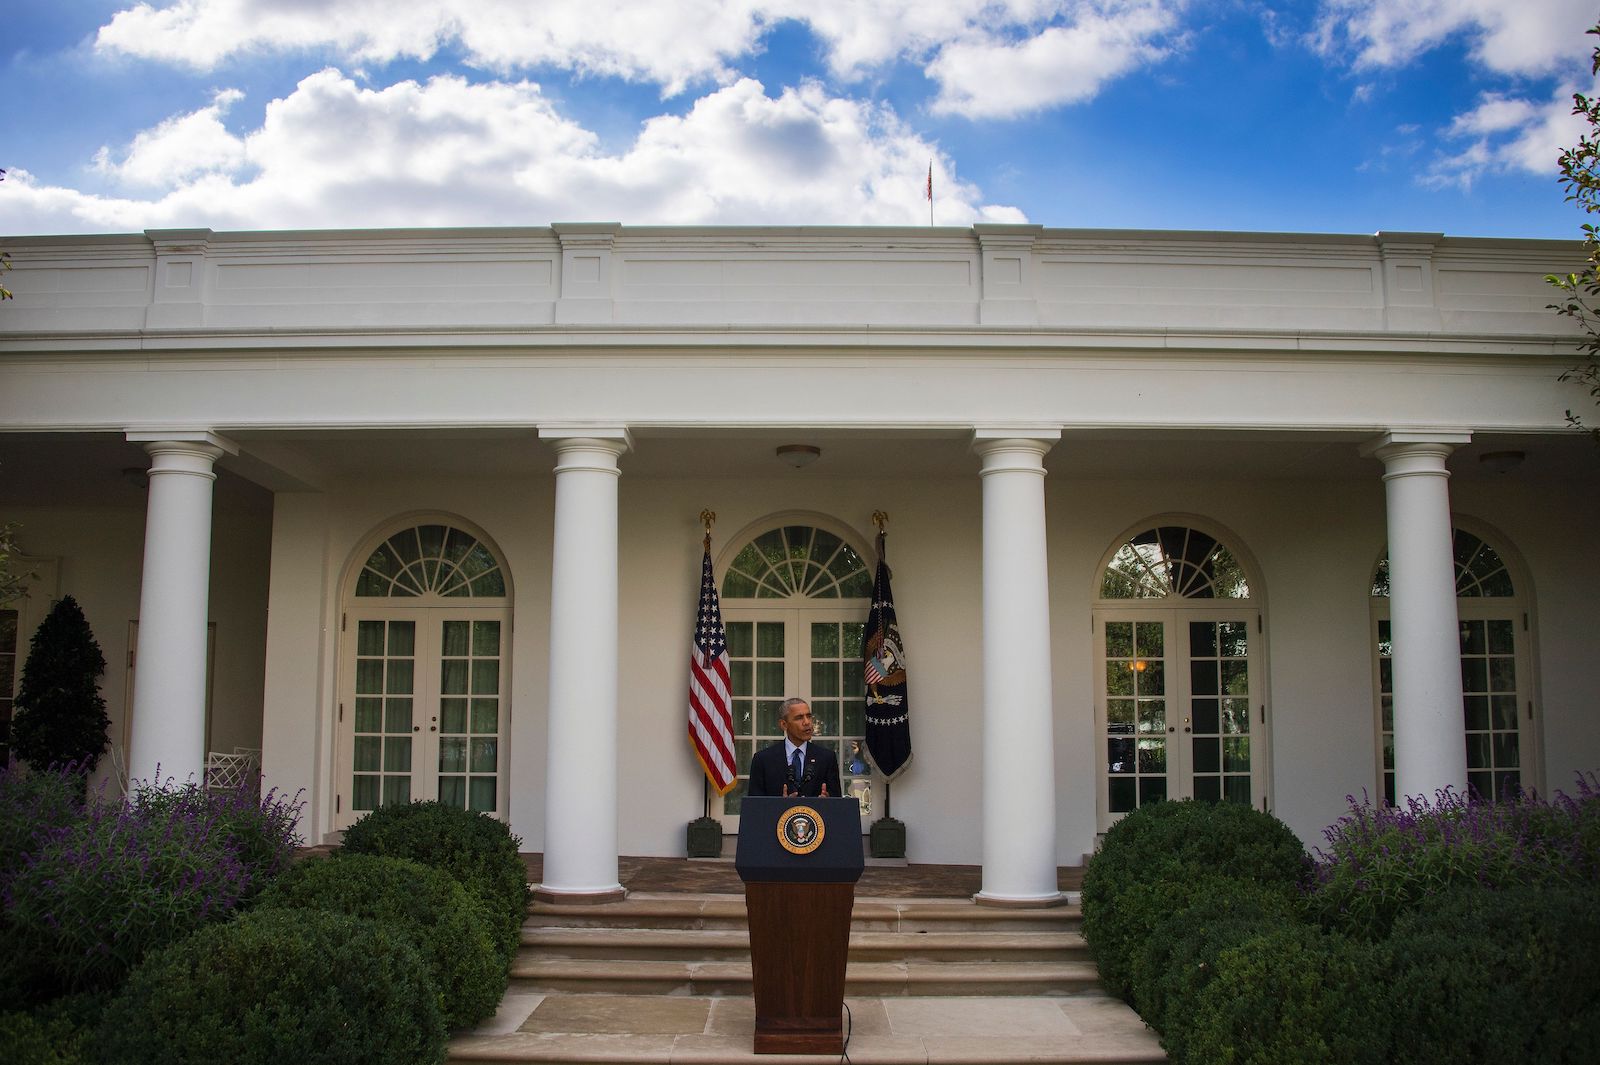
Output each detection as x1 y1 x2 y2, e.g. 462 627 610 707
779 697 808 719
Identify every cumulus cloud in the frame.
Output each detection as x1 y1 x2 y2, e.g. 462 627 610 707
1423 83 1589 189
928 2 1179 117
94 0 1182 115
1311 0 1594 77
0 70 1023 233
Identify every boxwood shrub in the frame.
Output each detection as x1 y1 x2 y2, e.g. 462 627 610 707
340 801 529 956
258 854 504 1028
1129 874 1302 1051
95 908 445 1065
1184 923 1391 1065
1082 799 1310 1001
1385 882 1600 1065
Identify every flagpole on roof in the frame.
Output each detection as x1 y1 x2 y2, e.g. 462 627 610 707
926 161 934 227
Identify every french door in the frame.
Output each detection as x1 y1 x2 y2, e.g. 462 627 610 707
1094 608 1266 831
336 608 508 829
713 605 869 831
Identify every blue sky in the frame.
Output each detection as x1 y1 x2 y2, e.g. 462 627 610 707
1 1 1596 237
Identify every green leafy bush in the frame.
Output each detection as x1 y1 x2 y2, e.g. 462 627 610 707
258 854 505 1027
0 1010 86 1065
340 801 529 956
131 778 304 899
1184 924 1391 1065
95 908 446 1065
1308 782 1599 939
1385 882 1600 1065
1129 874 1302 1051
1082 799 1309 999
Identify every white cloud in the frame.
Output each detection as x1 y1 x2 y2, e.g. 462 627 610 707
93 88 248 187
93 0 1181 114
0 70 1023 233
1312 0 1595 77
1423 83 1590 189
928 3 1179 118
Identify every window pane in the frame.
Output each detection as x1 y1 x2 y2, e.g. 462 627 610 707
812 624 839 657
386 659 414 695
1223 737 1250 773
1193 737 1220 774
1139 778 1167 805
384 698 412 733
1107 699 1134 733
1139 661 1165 697
471 738 498 773
756 662 784 697
471 699 498 734
384 737 412 773
1189 622 1216 657
1135 623 1164 658
1193 777 1221 802
469 778 496 812
382 776 411 806
440 698 467 734
439 737 467 773
731 661 752 697
1464 695 1489 731
1108 738 1134 774
1191 698 1219 735
354 736 381 772
1136 739 1166 774
352 775 379 810
1487 620 1514 654
1107 662 1134 696
441 660 468 695
812 701 839 737
438 776 465 808
1137 701 1165 734
355 697 383 732
1224 775 1251 805
1190 661 1218 696
387 622 415 656
442 620 469 656
812 662 839 697
756 623 784 657
1105 622 1133 658
471 660 499 695
1109 777 1136 813
726 623 752 657
357 621 385 656
356 659 384 695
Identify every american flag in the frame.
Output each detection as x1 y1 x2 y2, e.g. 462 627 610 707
688 547 738 794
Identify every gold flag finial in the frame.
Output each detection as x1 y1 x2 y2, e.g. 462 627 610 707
700 509 716 550
871 510 888 534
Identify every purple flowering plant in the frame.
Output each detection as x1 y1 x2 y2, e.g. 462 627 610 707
1305 771 1600 939
0 766 305 998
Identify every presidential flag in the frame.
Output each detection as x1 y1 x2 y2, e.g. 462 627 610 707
862 534 912 777
688 547 738 794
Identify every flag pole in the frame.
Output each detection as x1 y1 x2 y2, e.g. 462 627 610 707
926 161 934 226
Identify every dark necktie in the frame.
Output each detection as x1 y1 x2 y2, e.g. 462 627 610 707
791 748 804 789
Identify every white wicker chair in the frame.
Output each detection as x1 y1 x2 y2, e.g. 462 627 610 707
204 747 262 795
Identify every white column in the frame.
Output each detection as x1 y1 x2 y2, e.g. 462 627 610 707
1364 431 1471 802
972 428 1063 906
125 432 235 786
535 427 631 902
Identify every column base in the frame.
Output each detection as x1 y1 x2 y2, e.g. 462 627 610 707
973 890 1068 909
532 884 628 905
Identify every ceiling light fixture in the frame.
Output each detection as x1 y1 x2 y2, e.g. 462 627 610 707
775 444 821 469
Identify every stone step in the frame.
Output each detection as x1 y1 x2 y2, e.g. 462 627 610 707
509 958 1103 998
523 926 1091 963
449 992 1166 1065
529 894 1083 934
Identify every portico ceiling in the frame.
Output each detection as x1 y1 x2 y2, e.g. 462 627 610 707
0 426 1593 512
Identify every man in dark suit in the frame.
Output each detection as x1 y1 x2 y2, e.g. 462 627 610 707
747 697 842 798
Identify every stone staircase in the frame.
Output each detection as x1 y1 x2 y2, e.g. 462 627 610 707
449 891 1165 1064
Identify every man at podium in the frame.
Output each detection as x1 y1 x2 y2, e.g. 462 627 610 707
747 697 841 798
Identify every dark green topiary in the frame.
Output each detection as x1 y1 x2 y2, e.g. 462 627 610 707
1082 799 1310 1002
340 801 529 957
1385 882 1600 1065
10 597 110 784
1129 874 1303 1045
1185 924 1391 1065
258 854 505 1028
95 908 446 1065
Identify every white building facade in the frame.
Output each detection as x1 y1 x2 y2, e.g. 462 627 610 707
1 223 1596 904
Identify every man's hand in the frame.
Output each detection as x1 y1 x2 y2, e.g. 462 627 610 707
821 783 829 797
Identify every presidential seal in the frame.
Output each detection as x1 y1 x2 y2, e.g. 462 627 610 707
776 805 825 855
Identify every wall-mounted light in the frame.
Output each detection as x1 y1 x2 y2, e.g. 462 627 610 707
775 444 821 469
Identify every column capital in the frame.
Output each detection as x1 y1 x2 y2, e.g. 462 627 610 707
126 428 239 456
1360 430 1470 479
538 426 633 470
971 427 1059 474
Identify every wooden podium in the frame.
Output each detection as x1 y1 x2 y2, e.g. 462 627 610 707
735 796 864 1055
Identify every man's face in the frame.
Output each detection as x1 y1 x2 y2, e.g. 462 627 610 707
779 701 815 744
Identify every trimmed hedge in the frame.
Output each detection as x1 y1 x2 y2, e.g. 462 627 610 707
258 854 505 1028
1128 875 1302 1055
95 908 446 1065
340 801 529 956
1385 882 1600 1065
1184 924 1391 1065
1081 799 1309 1003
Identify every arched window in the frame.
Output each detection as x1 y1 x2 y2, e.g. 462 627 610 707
1371 527 1532 803
337 518 511 828
715 520 873 828
1094 521 1266 830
